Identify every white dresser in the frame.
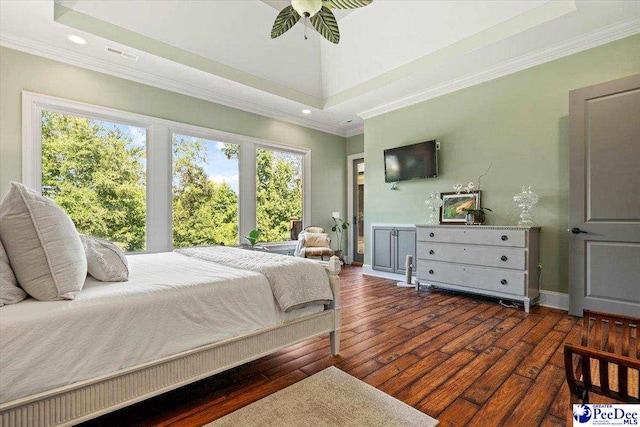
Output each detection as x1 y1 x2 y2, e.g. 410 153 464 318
415 225 541 312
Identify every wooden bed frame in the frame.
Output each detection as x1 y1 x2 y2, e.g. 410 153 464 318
0 257 342 427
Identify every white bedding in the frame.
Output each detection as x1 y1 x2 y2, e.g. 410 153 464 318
177 246 333 312
0 252 324 404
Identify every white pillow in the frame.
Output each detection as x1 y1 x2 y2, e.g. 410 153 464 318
304 232 330 248
80 235 129 282
0 182 87 301
0 238 27 306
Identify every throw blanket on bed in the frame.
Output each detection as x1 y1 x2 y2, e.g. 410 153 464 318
176 246 333 312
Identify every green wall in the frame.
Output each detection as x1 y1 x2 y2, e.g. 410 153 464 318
363 35 640 294
346 133 364 155
0 47 347 234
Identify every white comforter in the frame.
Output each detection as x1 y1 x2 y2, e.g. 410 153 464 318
0 252 324 404
177 246 333 312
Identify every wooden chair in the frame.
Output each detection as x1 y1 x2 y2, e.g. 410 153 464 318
564 310 639 403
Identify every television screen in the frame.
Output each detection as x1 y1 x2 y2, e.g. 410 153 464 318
384 140 438 183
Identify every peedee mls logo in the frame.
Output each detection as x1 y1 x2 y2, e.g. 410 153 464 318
573 404 640 426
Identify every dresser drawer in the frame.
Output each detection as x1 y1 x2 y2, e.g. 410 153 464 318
416 259 466 283
417 260 526 296
417 227 526 248
417 242 526 270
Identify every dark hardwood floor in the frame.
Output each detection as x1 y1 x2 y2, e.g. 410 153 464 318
83 265 618 427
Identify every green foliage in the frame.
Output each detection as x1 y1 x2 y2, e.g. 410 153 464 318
255 149 303 243
222 146 302 243
41 111 146 251
330 217 350 252
172 135 238 247
242 229 261 247
42 112 303 251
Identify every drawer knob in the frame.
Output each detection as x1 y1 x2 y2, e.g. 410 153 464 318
429 269 434 275
501 235 508 241
501 255 508 262
429 250 435 255
429 232 435 238
500 279 508 285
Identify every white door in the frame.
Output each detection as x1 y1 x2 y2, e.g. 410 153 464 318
568 74 640 317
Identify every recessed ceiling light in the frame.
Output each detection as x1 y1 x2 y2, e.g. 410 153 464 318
302 109 311 115
67 35 87 45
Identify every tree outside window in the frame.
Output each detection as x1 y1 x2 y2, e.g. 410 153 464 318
41 111 146 251
41 110 305 251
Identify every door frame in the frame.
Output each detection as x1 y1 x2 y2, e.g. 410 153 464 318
347 152 364 264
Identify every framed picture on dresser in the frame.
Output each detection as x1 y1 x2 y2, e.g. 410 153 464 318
440 191 481 224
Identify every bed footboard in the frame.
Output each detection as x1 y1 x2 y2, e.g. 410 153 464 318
0 257 342 427
327 256 341 356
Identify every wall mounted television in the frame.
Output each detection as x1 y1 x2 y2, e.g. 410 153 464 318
384 140 438 183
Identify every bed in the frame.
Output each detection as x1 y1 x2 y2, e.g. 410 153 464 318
0 250 341 427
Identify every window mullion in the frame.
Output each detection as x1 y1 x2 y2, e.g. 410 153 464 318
147 124 172 253
239 142 256 244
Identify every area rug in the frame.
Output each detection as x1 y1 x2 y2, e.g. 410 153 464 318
207 367 439 426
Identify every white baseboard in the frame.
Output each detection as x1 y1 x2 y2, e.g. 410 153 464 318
362 265 409 282
362 264 570 312
538 290 569 311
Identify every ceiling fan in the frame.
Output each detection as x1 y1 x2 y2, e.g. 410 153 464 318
271 0 373 44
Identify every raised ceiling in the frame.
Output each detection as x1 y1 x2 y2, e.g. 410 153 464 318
1 1 639 136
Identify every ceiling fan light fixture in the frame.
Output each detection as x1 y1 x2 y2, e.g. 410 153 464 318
291 0 322 18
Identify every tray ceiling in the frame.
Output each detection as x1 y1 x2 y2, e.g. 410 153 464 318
1 1 638 136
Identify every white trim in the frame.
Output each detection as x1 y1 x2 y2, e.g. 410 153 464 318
358 17 640 119
363 263 570 312
1 32 353 138
4 17 638 130
146 125 172 253
345 123 364 138
361 264 408 282
239 142 257 242
303 149 312 229
538 290 569 311
370 223 417 228
21 96 42 191
346 153 364 264
22 91 312 251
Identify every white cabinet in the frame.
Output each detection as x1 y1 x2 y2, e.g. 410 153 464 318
415 225 540 312
372 225 416 276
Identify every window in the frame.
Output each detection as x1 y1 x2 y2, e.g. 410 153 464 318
256 147 303 243
41 110 147 251
24 92 310 253
172 134 239 247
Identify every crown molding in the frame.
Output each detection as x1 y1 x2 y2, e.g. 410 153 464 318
0 32 348 138
345 123 364 138
358 17 640 120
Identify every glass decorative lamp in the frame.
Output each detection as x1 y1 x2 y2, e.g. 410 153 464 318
513 186 539 226
424 192 443 225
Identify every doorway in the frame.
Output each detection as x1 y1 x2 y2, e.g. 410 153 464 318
568 74 640 317
347 154 365 265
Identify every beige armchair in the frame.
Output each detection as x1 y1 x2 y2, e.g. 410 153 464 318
295 226 334 260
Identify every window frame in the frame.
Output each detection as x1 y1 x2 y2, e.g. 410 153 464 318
22 91 311 252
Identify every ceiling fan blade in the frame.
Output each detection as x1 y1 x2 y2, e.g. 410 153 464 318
311 6 340 44
323 0 372 10
271 5 301 39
